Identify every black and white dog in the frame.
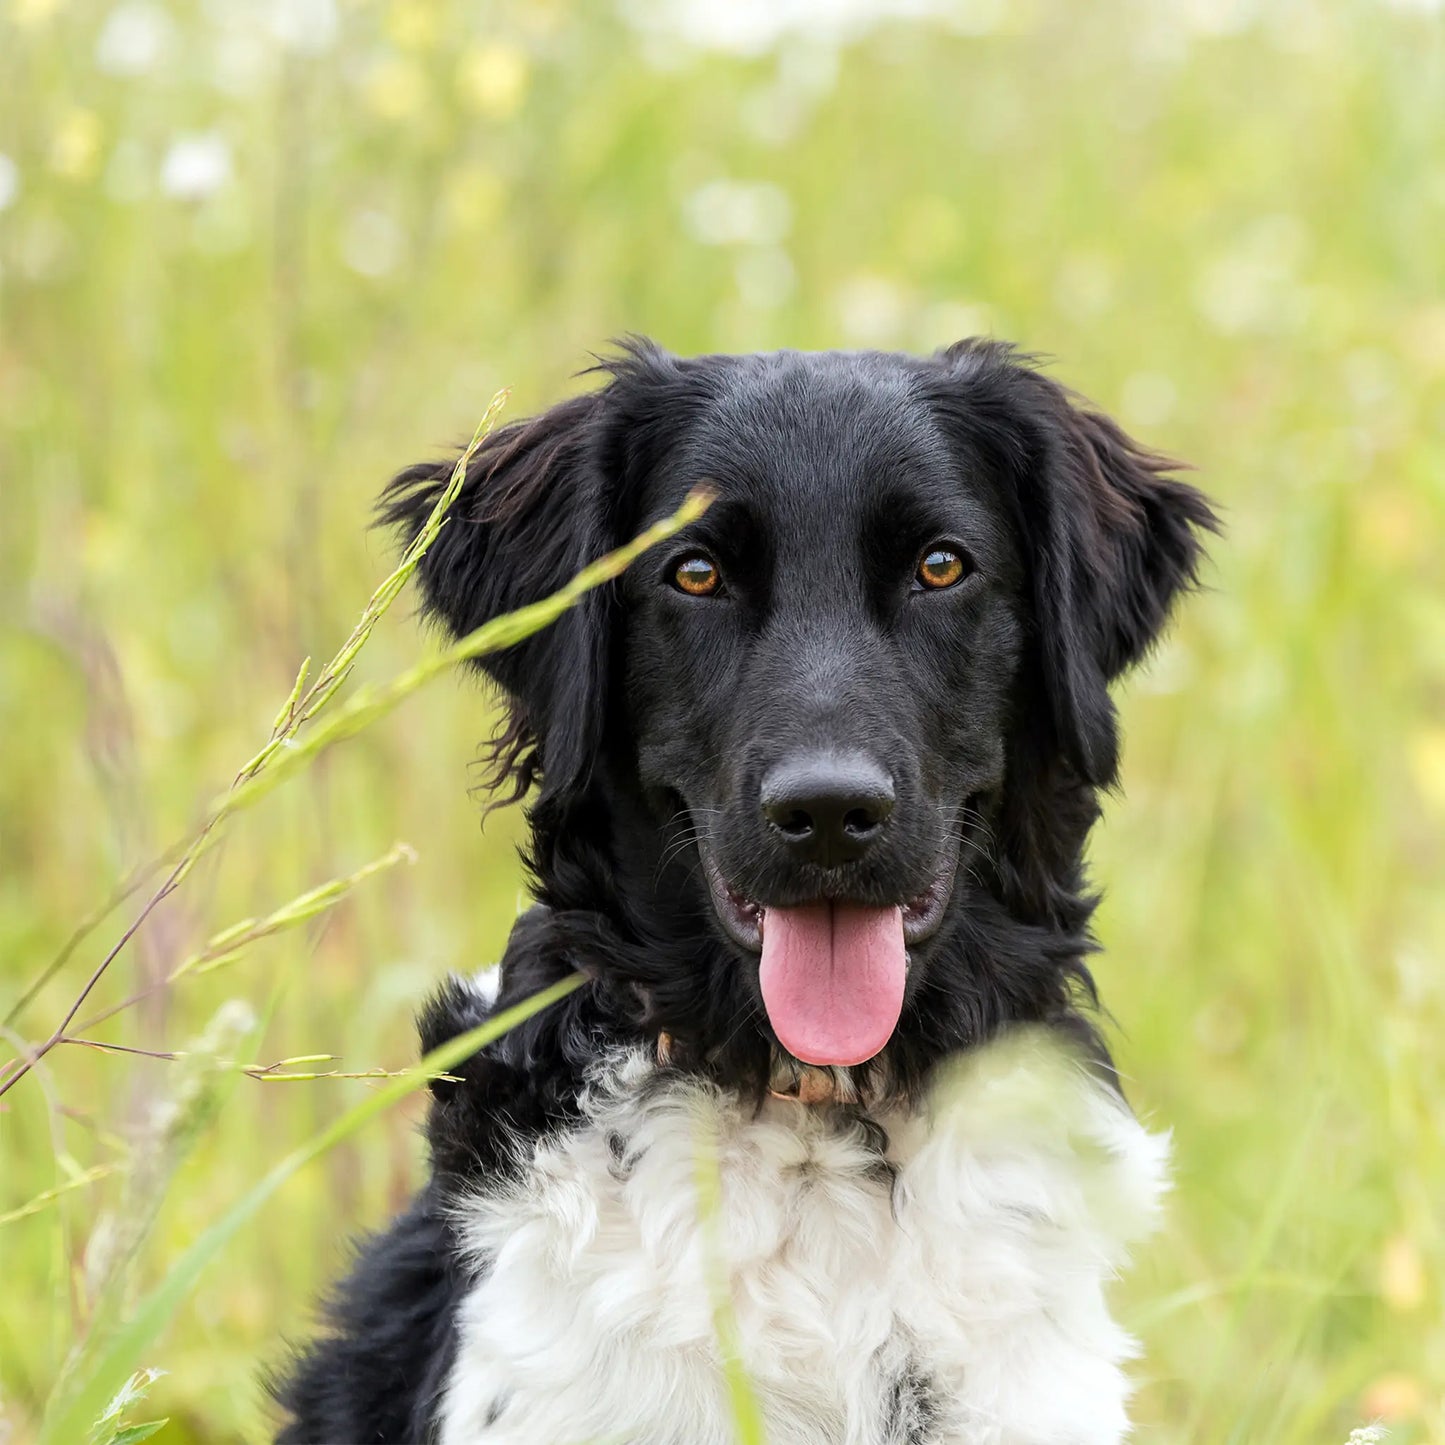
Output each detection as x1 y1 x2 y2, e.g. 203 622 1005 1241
273 339 1216 1444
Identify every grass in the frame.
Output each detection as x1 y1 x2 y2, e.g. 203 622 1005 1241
1 368 706 1435
2 0 1443 1440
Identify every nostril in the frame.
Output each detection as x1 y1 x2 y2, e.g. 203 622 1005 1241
842 806 886 839
775 809 814 839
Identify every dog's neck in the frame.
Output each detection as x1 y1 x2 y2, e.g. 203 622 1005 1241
657 1031 876 1107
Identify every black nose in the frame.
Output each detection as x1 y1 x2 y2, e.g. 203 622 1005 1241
760 752 895 866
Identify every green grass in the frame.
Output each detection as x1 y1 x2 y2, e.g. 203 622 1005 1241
2 1 1443 1440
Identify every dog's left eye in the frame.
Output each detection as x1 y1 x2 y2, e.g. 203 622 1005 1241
913 546 970 591
672 554 722 597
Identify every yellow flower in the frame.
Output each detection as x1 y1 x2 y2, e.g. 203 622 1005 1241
443 166 506 233
1379 1233 1427 1312
386 1 441 52
1401 304 1445 374
457 42 530 120
13 0 66 27
364 56 429 122
1411 729 1445 816
50 108 103 182
1359 488 1427 566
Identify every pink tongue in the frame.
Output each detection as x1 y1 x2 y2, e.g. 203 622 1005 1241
758 903 906 1068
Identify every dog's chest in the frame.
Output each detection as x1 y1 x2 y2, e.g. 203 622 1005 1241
438 1040 1166 1445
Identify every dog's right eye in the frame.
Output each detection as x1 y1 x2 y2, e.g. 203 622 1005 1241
672 554 722 597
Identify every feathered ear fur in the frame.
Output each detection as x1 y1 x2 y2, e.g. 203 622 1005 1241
929 340 1219 787
379 390 611 808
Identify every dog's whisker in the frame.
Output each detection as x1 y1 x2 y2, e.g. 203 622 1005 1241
710 994 764 1060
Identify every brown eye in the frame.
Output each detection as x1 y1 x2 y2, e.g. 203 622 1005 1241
915 547 968 591
673 554 721 597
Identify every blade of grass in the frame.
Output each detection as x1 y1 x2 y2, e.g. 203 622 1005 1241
694 1125 768 1445
1 460 710 1104
1178 1092 1332 1437
89 1367 166 1445
43 1001 262 1413
72 842 417 1036
39 973 585 1445
2 845 184 1030
3 390 507 1035
214 486 715 819
0 1166 121 1230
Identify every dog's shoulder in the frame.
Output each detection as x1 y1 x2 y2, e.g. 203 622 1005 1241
419 910 642 1192
270 955 595 1444
270 1191 465 1444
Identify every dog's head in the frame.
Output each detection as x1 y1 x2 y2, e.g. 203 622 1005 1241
384 340 1216 1094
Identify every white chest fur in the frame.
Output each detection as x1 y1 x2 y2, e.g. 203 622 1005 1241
438 1033 1167 1445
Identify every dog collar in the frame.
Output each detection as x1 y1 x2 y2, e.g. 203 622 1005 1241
655 1032 848 1106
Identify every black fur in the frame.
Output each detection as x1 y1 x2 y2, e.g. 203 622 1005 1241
271 339 1216 1442
271 1196 467 1444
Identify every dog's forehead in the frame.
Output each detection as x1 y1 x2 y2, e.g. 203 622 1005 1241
651 351 958 522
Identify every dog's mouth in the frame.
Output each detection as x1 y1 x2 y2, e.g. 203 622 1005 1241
700 845 957 1070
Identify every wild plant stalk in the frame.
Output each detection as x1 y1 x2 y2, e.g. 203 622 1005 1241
0 390 712 1102
39 975 586 1445
67 841 417 1039
3 398 717 1440
42 999 262 1426
206 483 711 818
2 846 182 1031
0 389 500 1099
49 1036 465 1086
0 1165 120 1229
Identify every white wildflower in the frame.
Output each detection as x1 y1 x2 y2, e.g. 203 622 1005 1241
160 133 232 201
0 154 19 212
340 208 403 278
264 0 338 55
835 274 909 346
95 2 174 76
683 179 791 246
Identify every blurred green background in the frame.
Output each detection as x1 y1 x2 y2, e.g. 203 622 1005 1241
2 0 1443 1439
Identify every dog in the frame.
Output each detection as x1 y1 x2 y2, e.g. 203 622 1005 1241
272 338 1216 1444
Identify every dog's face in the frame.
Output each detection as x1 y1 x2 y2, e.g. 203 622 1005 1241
618 356 1027 1065
386 341 1215 1088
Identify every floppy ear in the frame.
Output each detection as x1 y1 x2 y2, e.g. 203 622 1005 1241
379 390 611 808
933 341 1218 786
1035 399 1217 784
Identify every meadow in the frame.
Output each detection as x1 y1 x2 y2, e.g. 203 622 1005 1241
1 0 1443 1440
